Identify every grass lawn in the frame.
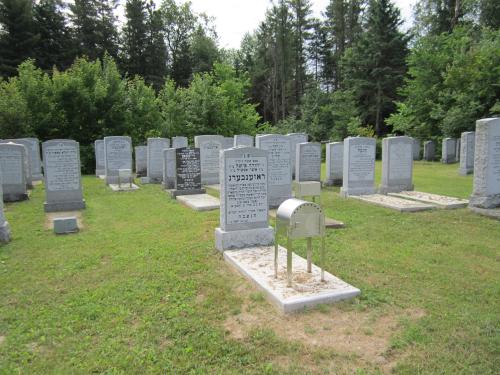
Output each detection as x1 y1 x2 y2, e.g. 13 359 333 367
0 161 499 374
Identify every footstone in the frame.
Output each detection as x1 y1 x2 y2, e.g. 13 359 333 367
53 217 78 234
340 137 376 197
0 171 11 243
224 246 360 313
170 147 205 197
389 191 468 209
234 134 254 147
94 140 105 176
194 135 223 185
0 142 28 202
350 194 435 212
104 136 133 185
172 136 188 149
379 136 414 194
176 193 219 211
459 132 475 175
147 137 170 183
109 183 139 192
215 147 273 251
442 138 457 163
287 133 308 178
256 134 292 207
469 118 500 209
423 141 436 161
135 146 147 177
325 142 343 186
412 138 420 160
42 140 85 212
162 148 176 189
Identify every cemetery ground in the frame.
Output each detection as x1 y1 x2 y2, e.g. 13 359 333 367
0 162 498 374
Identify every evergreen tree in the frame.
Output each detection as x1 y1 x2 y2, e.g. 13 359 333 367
0 0 39 78
95 0 119 59
122 0 148 78
143 0 167 90
342 0 409 135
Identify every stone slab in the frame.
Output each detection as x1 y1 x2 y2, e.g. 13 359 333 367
205 184 220 192
350 194 435 212
469 207 500 220
224 246 360 313
176 193 220 211
108 183 139 192
45 211 83 230
389 191 468 209
170 188 206 198
215 227 274 251
53 217 79 234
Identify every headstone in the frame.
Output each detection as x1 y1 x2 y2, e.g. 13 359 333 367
340 137 376 197
162 148 176 189
0 143 28 202
147 137 170 183
296 142 321 182
256 134 292 207
0 170 11 243
172 136 188 149
325 142 343 186
412 138 420 160
104 136 133 185
459 131 475 175
1 140 32 188
287 133 308 177
379 136 414 194
134 146 147 177
5 138 42 181
423 141 436 161
442 138 457 163
469 118 500 209
42 139 85 212
222 137 234 150
215 146 274 251
234 134 254 147
455 138 461 162
94 140 105 176
171 147 205 197
194 135 224 185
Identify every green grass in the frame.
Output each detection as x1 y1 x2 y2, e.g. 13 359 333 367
0 161 499 374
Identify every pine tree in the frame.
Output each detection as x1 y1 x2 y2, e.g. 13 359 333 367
122 0 148 77
143 0 167 89
0 0 39 78
342 0 409 135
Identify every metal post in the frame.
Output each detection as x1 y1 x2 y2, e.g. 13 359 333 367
307 237 312 273
287 236 293 287
321 236 325 282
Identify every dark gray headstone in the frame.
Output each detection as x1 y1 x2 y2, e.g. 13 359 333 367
171 147 205 197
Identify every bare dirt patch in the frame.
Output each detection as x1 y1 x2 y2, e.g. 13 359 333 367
44 211 84 230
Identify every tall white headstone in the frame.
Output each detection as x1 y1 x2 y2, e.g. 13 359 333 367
194 135 223 185
469 118 500 209
215 146 273 251
94 140 105 176
104 136 133 185
379 136 414 194
296 142 321 182
459 131 475 176
147 137 170 183
340 137 376 197
325 142 343 186
42 139 85 212
0 143 28 202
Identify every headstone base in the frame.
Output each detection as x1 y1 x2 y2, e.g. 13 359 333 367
53 217 79 234
458 167 473 176
468 206 500 220
378 184 414 194
3 193 29 202
340 186 376 198
170 188 206 198
323 178 342 187
350 194 435 212
0 222 11 243
109 183 139 192
469 194 500 210
44 199 86 213
224 246 360 313
215 227 274 252
390 191 468 209
176 193 220 211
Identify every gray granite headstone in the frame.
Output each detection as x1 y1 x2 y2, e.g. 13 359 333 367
442 138 457 163
256 134 292 207
469 118 500 209
325 142 343 186
172 136 188 149
0 170 11 243
162 148 176 189
423 141 436 161
147 137 170 183
234 134 254 147
287 133 308 177
0 143 28 202
94 140 105 176
1 140 32 188
5 138 42 181
379 136 414 194
455 138 461 162
412 138 420 160
459 131 475 175
42 139 85 212
296 142 321 182
134 146 147 177
222 137 234 150
340 137 376 197
104 136 133 185
171 147 205 197
194 135 224 185
215 146 273 251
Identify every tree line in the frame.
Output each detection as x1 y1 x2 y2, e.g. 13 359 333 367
0 0 499 151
